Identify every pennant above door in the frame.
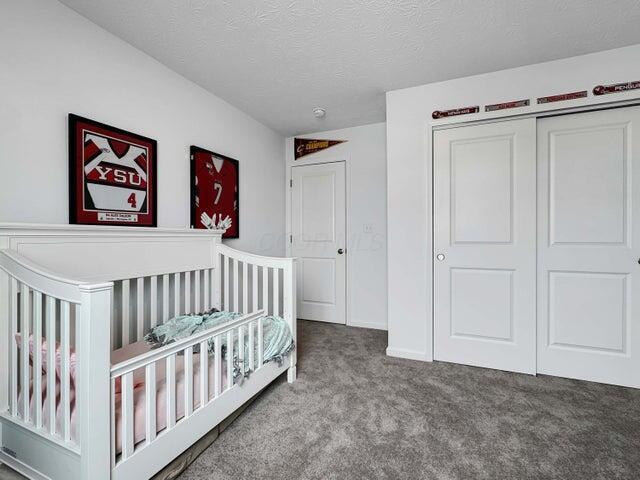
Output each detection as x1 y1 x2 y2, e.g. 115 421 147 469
294 138 346 160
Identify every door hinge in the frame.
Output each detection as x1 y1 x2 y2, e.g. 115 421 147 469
289 234 292 243
289 179 293 187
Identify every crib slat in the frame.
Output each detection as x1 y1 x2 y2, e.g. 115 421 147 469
184 271 191 313
195 270 201 313
199 340 208 408
257 316 264 369
233 259 239 312
162 274 170 323
45 296 56 435
110 377 116 468
262 267 269 315
166 354 176 428
214 336 221 397
239 325 245 377
74 303 81 446
252 264 258 312
273 268 280 317
137 277 144 341
226 330 233 391
121 372 134 459
223 257 230 311
213 256 220 311
9 278 18 417
145 362 156 444
20 283 30 423
111 285 117 351
204 269 210 311
33 291 43 428
214 264 222 310
122 279 130 345
60 301 71 442
243 262 248 313
173 273 181 317
150 276 158 328
184 346 193 417
248 321 255 372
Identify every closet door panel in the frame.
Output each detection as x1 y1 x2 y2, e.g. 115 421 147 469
537 106 640 388
433 118 536 374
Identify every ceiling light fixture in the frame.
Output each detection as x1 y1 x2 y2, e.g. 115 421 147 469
313 107 326 119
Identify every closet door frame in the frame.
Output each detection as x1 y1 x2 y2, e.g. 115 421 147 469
427 96 640 369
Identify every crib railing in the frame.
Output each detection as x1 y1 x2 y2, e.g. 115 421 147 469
109 309 265 465
112 268 216 350
107 244 298 465
217 244 297 381
1 252 78 452
217 244 293 316
108 245 297 353
0 249 112 467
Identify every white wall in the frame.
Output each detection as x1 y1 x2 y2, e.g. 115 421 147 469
386 44 640 361
285 123 388 330
0 0 285 256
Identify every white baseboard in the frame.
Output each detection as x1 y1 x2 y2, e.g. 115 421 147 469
385 346 432 362
0 450 50 480
347 320 387 331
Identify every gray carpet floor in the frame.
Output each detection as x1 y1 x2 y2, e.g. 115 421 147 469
1 320 639 480
180 320 640 480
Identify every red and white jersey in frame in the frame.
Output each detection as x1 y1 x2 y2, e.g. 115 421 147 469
193 151 238 237
69 114 157 226
83 133 148 212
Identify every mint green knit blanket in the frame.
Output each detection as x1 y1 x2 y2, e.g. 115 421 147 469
144 310 294 379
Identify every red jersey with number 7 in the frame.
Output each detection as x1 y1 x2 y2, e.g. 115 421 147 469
193 150 238 238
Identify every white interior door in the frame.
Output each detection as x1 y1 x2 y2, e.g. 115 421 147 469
433 118 536 374
291 162 346 324
537 106 640 388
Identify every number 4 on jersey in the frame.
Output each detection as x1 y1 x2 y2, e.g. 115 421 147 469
127 192 137 209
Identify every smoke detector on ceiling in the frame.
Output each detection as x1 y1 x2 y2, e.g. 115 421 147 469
313 107 326 119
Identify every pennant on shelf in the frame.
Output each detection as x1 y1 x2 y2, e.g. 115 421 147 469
537 90 587 104
485 99 530 112
432 106 479 119
593 81 640 96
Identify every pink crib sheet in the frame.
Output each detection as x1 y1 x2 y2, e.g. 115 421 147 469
18 340 228 453
112 340 228 453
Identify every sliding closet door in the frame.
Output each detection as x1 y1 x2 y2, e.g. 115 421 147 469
537 106 640 388
433 118 536 374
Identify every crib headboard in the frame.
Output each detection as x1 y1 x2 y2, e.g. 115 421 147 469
0 224 223 282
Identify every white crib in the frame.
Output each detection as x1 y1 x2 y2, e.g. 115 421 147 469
0 224 297 480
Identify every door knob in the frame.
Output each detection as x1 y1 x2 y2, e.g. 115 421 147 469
338 248 344 255
436 253 445 261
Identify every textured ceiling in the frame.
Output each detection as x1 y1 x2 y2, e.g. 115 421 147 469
59 0 640 135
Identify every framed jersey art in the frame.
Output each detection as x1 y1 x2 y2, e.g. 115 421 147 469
69 114 157 226
190 146 239 238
